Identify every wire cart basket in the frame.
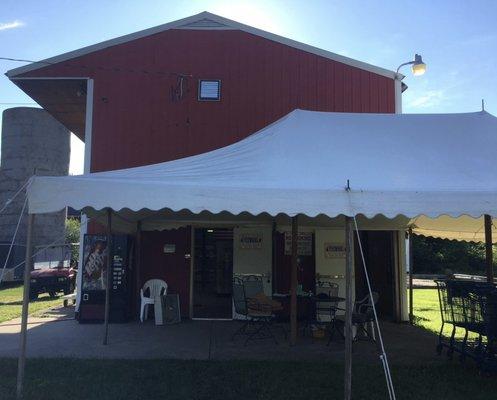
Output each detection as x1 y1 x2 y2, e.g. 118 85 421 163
435 279 497 372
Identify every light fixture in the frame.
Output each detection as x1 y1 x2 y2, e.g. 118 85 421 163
396 53 427 76
411 54 426 76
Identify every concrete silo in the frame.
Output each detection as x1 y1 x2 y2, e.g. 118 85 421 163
0 107 70 281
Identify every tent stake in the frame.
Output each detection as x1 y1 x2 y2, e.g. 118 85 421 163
103 209 112 345
484 215 493 283
344 216 354 400
290 215 298 346
16 213 35 399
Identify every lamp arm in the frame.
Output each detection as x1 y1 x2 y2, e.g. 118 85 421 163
396 61 415 74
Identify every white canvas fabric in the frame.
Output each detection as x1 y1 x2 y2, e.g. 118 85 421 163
27 109 497 240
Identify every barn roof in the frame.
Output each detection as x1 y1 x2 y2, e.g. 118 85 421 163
6 11 398 80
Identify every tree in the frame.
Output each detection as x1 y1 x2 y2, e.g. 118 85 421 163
65 218 80 264
412 235 494 276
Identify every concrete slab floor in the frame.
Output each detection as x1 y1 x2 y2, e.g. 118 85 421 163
0 306 443 365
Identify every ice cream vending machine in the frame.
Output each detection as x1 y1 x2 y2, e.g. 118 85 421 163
79 234 132 323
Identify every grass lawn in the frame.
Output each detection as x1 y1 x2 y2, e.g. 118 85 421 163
412 288 441 334
411 288 482 341
1 288 494 399
0 284 62 323
1 358 497 400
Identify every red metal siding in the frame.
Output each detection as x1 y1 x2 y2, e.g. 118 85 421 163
21 29 395 173
139 228 191 316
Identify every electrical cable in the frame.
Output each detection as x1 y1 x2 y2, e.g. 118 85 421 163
0 195 28 285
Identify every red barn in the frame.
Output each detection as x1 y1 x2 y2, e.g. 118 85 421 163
8 12 407 322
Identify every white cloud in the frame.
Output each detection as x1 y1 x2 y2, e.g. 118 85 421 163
408 89 446 109
0 20 25 31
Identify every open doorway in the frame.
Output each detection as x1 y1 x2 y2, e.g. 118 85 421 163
354 231 396 320
193 228 233 319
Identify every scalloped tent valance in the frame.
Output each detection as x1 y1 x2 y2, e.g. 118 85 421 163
27 109 497 240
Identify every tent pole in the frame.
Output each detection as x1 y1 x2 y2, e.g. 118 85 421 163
135 221 142 316
408 229 414 324
290 215 298 346
103 209 112 345
16 213 35 399
484 215 493 283
344 216 354 400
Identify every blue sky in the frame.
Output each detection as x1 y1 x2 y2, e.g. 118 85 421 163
1 0 496 174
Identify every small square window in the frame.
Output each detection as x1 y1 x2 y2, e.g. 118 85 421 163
198 80 221 101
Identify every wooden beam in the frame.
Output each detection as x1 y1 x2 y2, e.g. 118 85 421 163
16 213 35 399
103 209 112 345
344 216 354 400
484 214 493 283
408 229 414 324
290 215 298 346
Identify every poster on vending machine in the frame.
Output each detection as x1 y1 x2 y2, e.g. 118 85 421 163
82 235 108 290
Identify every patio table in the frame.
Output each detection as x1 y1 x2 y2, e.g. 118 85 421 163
309 295 346 341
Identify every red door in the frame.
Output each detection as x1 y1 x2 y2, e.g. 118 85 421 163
139 227 191 317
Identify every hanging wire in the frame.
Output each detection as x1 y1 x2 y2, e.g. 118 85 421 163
1 56 193 79
352 215 396 400
0 57 53 65
0 176 33 215
7 233 69 273
0 102 38 105
345 181 396 400
0 195 28 285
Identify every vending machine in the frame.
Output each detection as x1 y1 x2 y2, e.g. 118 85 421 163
79 234 132 323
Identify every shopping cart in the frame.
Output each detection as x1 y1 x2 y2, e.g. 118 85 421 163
435 280 492 359
435 280 456 356
475 289 497 373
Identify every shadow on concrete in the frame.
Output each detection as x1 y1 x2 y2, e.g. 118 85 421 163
0 307 443 366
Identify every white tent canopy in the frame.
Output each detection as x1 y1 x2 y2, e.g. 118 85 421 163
28 109 497 240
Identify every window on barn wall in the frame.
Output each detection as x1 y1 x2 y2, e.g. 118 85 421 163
198 80 221 101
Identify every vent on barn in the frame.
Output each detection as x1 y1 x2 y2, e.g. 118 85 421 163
198 80 221 101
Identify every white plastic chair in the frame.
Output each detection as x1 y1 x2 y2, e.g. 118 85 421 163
140 279 168 322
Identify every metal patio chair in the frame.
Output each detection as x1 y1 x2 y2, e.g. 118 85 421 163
242 274 265 299
332 292 379 344
232 277 279 346
352 292 379 342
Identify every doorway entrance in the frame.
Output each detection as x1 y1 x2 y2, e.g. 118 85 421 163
193 228 233 319
354 231 396 319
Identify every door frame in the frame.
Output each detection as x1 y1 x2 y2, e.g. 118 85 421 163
189 225 235 320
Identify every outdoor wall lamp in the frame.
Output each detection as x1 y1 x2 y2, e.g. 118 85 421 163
396 53 427 76
394 54 426 113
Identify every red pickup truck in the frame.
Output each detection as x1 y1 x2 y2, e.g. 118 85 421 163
29 262 76 300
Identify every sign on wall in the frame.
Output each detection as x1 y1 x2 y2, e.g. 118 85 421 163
239 233 263 249
284 232 313 256
163 244 176 254
324 242 346 258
